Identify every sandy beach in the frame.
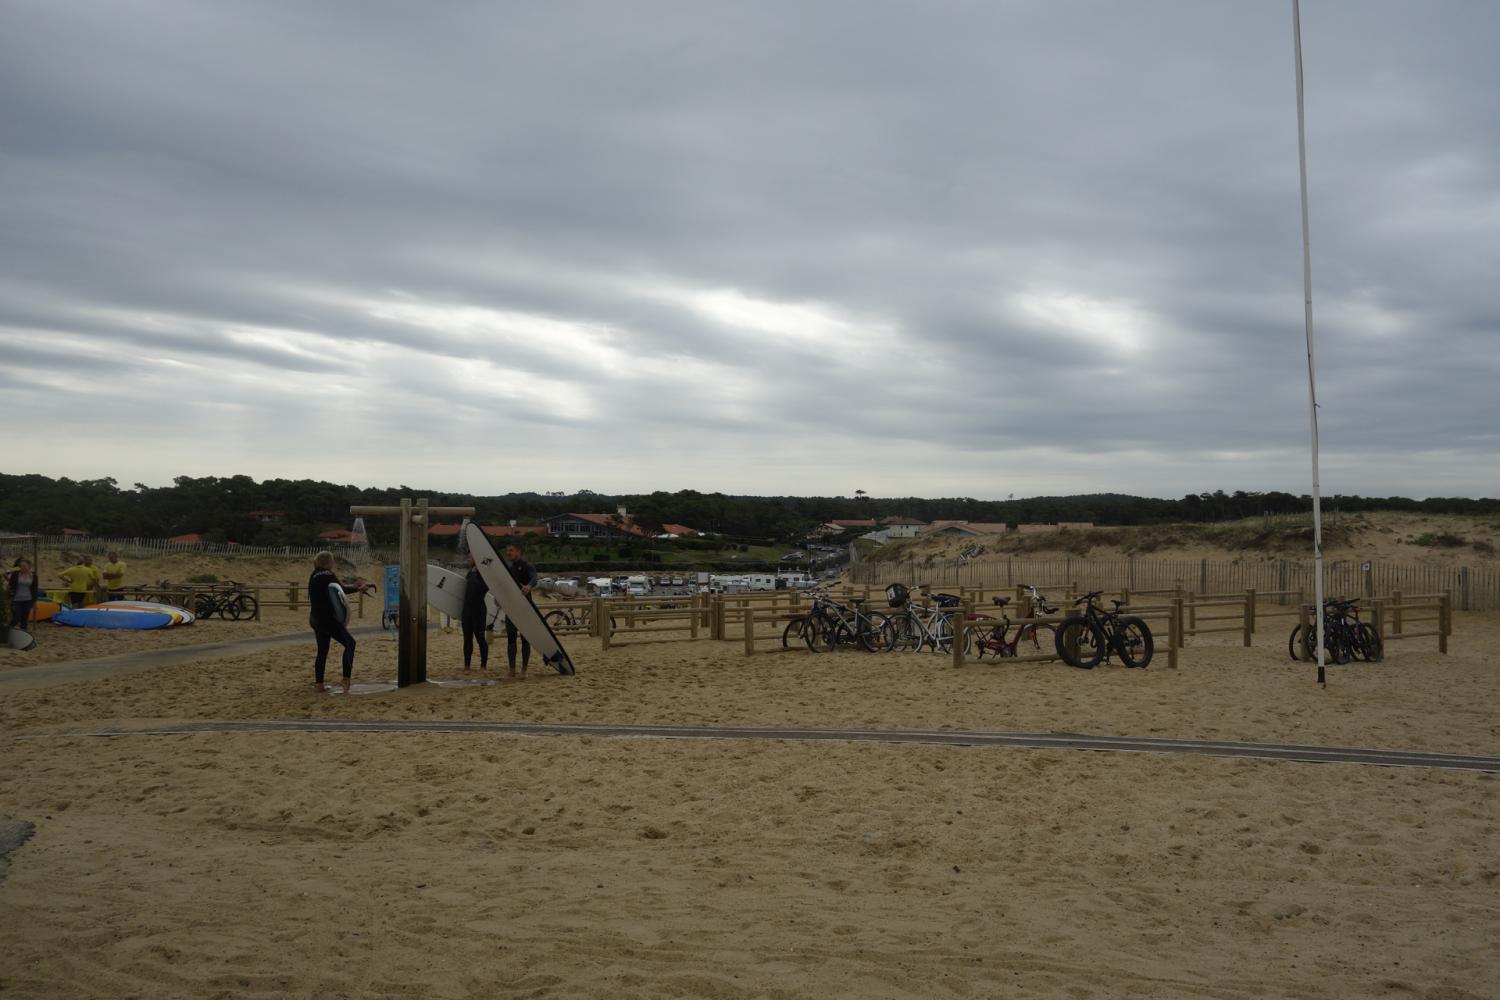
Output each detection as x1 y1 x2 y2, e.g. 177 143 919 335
2 602 1498 998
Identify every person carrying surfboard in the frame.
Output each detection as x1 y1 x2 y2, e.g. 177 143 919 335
503 543 539 678
461 555 490 671
307 550 374 694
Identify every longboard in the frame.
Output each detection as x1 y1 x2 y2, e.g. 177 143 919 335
53 606 174 630
463 523 575 675
427 565 501 627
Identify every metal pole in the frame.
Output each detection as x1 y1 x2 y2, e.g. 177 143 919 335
1293 0 1326 687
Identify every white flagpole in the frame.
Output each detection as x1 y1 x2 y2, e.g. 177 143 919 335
1292 0 1326 686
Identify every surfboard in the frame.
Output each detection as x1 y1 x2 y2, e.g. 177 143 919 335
29 599 65 623
53 607 174 630
427 566 502 627
6 628 37 651
463 523 575 675
90 600 196 625
330 583 349 625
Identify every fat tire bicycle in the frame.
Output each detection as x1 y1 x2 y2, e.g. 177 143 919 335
1054 591 1153 669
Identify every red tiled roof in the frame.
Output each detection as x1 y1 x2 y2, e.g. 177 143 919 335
167 533 203 545
62 528 89 536
429 523 546 537
661 523 698 536
319 529 355 541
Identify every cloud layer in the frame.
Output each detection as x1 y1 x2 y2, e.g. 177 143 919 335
3 1 1497 499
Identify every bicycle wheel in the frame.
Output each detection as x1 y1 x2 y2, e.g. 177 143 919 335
887 612 921 652
544 610 572 630
1055 616 1104 668
804 616 835 653
1287 623 1306 661
1354 623 1384 662
231 593 258 621
858 612 891 653
1112 616 1153 668
929 613 955 654
782 615 810 649
1015 621 1055 656
193 593 214 618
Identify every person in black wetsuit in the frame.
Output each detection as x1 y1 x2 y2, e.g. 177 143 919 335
307 550 373 694
460 554 490 671
504 542 539 677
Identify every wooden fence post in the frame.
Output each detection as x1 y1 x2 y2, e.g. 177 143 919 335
1244 588 1255 644
1167 598 1180 668
288 581 299 612
1440 591 1450 654
1459 568 1470 612
1391 590 1403 635
600 607 613 649
744 606 755 655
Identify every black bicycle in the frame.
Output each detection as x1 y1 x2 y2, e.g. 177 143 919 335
1054 591 1153 669
192 581 259 621
1288 598 1382 664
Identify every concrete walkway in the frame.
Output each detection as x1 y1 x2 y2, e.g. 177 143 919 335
21 718 1500 773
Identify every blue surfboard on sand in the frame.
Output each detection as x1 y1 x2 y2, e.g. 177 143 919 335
54 607 174 630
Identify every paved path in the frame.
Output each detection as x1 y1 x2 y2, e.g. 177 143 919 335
0 626 386 692
24 719 1500 773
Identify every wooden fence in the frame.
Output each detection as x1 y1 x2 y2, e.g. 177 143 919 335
851 556 1500 611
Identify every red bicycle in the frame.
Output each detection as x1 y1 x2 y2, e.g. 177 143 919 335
970 585 1059 658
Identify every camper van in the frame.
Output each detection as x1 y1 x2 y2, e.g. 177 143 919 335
624 574 651 596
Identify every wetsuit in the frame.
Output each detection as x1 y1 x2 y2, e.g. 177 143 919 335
308 567 357 684
505 557 539 672
461 567 489 670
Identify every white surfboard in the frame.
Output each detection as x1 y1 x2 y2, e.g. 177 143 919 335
427 565 501 627
463 523 575 675
6 628 36 651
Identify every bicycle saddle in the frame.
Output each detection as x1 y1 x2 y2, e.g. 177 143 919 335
992 596 1011 607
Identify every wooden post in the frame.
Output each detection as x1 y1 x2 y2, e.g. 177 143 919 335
1440 591 1450 654
253 586 262 621
951 604 967 669
1370 598 1384 643
1391 590 1403 636
1167 598 1180 668
351 500 475 688
1243 589 1254 646
743 606 755 655
690 601 700 639
600 606 613 649
288 581 299 612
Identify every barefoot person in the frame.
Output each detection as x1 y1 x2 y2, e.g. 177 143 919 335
503 542 539 678
460 554 490 671
307 551 373 694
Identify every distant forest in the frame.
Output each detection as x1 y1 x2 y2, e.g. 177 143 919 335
2 474 1497 547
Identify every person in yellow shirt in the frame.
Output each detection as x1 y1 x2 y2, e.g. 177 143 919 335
101 551 128 599
59 555 101 608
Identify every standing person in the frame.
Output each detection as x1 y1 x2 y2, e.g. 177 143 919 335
7 558 41 633
307 551 372 694
59 555 99 608
100 551 128 600
503 542 539 678
460 555 490 671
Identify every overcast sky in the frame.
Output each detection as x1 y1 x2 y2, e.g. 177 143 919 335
3 1 1496 501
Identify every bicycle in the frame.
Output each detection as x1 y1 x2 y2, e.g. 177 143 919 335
1288 598 1381 664
544 605 616 633
192 581 260 621
1054 591 1153 669
971 585 1059 659
802 592 891 653
886 586 962 653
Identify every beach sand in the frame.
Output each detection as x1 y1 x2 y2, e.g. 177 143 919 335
1 613 1497 997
